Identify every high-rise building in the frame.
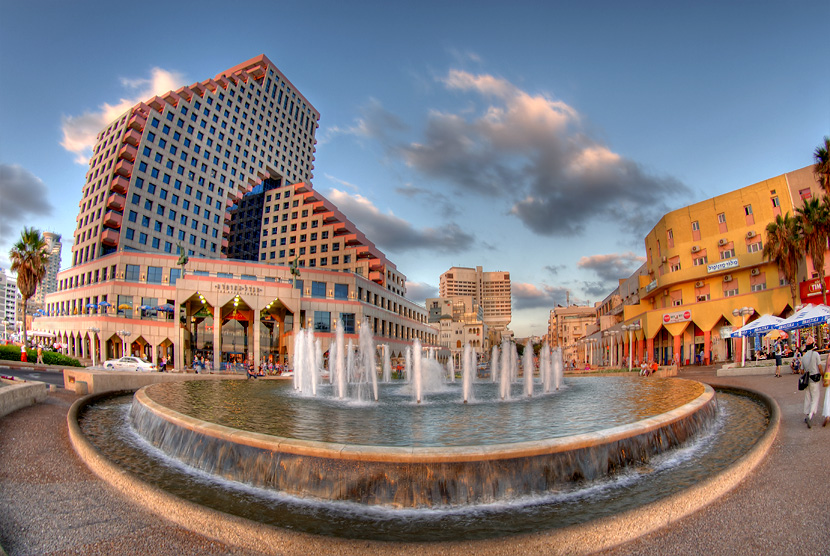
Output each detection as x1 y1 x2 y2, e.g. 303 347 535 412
1 270 18 330
71 54 319 266
35 232 62 305
439 266 511 332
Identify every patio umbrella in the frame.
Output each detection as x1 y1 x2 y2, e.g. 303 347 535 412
118 304 133 310
85 303 97 309
764 330 788 340
98 300 112 308
156 303 175 312
730 314 785 337
777 304 830 331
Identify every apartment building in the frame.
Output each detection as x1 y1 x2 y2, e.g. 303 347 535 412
439 266 511 334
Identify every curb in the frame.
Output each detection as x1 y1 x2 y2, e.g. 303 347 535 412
66 385 779 555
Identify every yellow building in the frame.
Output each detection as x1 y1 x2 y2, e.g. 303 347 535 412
620 166 821 366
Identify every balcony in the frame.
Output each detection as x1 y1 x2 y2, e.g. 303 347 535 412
122 129 142 147
106 192 126 212
221 238 229 249
223 224 230 235
344 234 361 246
127 113 146 132
148 96 165 113
101 228 120 247
370 260 384 272
114 159 133 179
369 271 383 283
110 175 130 195
355 245 370 259
118 143 137 162
103 210 123 229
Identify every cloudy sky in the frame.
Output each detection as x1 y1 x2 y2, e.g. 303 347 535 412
1 1 827 336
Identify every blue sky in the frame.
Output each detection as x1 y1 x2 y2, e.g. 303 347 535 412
1 1 828 336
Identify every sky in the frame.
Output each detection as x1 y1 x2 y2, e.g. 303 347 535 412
0 1 828 337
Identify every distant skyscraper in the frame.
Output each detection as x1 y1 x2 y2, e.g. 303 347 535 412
35 232 62 305
439 266 511 332
71 54 319 267
0 270 18 328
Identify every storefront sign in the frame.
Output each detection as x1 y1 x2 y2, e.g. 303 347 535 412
720 326 733 337
707 259 739 273
214 283 263 294
663 310 692 324
799 277 830 300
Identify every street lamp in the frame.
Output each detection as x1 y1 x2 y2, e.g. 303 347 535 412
621 322 642 372
732 307 755 367
88 327 100 367
118 329 131 357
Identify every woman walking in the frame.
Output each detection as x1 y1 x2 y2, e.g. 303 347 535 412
774 339 783 377
802 340 823 428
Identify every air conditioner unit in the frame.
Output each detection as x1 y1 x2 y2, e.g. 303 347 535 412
718 238 728 246
661 256 667 263
691 245 700 253
723 274 733 282
746 231 756 239
695 281 704 288
751 268 760 276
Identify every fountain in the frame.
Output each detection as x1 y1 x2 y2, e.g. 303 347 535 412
68 323 774 545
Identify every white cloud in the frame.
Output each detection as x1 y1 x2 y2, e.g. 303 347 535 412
60 67 187 164
327 188 474 254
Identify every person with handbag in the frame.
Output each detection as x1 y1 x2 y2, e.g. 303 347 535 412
802 341 823 428
821 355 830 427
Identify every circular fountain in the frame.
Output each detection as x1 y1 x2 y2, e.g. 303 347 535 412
69 321 775 547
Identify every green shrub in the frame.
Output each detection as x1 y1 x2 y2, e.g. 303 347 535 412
0 344 83 367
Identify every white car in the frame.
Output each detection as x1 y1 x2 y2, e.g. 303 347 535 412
103 356 158 372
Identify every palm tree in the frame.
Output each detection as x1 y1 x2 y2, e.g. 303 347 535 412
8 227 48 348
763 212 803 310
814 136 830 194
796 197 830 306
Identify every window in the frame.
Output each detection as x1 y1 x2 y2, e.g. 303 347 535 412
751 283 767 292
717 213 726 223
146 266 163 284
128 210 137 223
169 268 181 285
340 313 355 334
693 256 709 266
672 298 682 307
314 311 331 333
334 283 349 300
696 294 710 302
724 287 739 297
124 264 140 282
720 249 735 259
311 281 326 298
670 262 681 272
747 242 762 253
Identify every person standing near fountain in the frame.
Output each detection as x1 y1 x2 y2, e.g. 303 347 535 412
802 340 822 428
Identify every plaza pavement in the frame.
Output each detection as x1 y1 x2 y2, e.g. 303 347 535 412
0 365 829 555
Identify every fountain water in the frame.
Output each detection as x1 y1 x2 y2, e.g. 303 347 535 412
540 342 552 393
523 338 534 397
335 319 346 399
413 338 423 403
462 343 474 403
553 346 564 390
382 345 391 383
447 357 455 383
491 344 499 383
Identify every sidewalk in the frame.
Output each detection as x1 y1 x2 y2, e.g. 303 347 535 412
1 369 828 555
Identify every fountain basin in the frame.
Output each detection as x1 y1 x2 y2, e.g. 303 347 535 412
129 378 717 507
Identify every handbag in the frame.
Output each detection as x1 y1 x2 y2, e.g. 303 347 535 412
799 371 810 390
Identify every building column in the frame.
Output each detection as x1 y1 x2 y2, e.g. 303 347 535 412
647 337 654 363
213 311 222 372
734 335 742 364
81 334 88 361
703 330 711 365
637 339 644 365
673 334 682 368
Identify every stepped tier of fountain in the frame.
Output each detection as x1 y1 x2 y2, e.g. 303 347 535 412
129 377 716 508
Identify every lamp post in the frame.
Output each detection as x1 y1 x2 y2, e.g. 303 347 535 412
88 327 100 367
621 322 642 372
118 329 131 357
732 307 755 367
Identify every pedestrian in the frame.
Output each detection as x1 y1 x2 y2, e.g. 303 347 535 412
822 357 830 427
20 343 27 363
802 340 823 428
36 344 44 365
773 339 783 378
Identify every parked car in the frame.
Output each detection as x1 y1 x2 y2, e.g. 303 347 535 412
103 356 158 372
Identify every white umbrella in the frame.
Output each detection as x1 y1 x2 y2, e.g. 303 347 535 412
731 314 785 337
777 304 830 331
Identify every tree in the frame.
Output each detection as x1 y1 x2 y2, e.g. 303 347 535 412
814 136 830 194
8 227 48 348
763 212 803 311
796 197 830 306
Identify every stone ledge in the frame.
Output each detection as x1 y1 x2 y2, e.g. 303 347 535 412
0 379 48 419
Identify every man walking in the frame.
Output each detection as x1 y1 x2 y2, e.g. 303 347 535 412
36 344 44 365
